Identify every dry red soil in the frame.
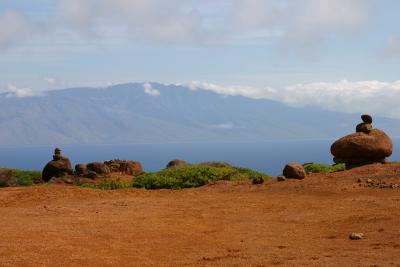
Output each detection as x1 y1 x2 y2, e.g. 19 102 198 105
1 163 400 267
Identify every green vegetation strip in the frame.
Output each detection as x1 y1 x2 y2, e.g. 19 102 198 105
132 162 270 190
302 163 345 174
0 168 42 186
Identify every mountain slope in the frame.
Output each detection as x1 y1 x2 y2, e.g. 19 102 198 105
0 83 399 145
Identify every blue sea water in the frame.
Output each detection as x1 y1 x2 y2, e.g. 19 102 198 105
1 139 400 176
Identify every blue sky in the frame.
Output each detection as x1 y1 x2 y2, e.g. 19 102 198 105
0 0 400 117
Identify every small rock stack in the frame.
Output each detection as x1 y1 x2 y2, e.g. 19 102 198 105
331 114 393 168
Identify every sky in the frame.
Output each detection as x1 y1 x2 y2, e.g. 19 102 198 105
0 0 400 117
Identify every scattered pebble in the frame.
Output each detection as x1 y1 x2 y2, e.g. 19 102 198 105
277 176 286 182
349 233 364 240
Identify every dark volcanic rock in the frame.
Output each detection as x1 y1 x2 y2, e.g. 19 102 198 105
361 114 373 124
0 169 14 187
87 162 111 176
283 163 306 179
252 176 264 184
42 148 73 182
75 164 88 176
166 159 187 168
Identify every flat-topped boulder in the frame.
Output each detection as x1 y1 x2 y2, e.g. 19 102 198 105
331 115 393 167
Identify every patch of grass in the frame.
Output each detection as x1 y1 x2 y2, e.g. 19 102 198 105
0 168 42 186
133 162 270 190
303 163 345 174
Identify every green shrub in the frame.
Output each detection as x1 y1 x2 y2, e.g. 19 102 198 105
133 162 270 190
0 168 42 186
303 163 345 174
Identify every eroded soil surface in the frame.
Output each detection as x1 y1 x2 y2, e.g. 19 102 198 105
1 163 400 266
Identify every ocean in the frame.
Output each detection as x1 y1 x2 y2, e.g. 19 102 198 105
1 139 399 176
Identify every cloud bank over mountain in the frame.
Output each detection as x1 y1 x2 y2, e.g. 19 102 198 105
187 80 400 119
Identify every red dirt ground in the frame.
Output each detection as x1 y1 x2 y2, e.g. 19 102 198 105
0 163 399 266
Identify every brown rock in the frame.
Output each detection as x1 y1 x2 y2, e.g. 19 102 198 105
42 148 73 182
361 114 372 124
0 169 14 187
125 161 143 176
87 162 111 176
166 159 187 168
283 163 306 179
104 160 143 176
75 164 87 176
85 171 98 179
331 129 392 164
277 176 286 182
252 176 264 184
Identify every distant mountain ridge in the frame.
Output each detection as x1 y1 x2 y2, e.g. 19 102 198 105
0 82 399 146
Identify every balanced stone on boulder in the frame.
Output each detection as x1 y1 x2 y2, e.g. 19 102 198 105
331 115 393 168
42 148 73 182
283 163 306 179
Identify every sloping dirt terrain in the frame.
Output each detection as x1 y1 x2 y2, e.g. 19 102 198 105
0 163 399 266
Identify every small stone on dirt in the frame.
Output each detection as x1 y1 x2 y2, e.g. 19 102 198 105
277 176 286 182
349 233 364 240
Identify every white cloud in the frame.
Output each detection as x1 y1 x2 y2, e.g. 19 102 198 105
60 0 206 43
44 77 57 85
143 82 160 96
229 0 372 49
0 9 39 49
209 123 235 129
0 0 376 52
187 80 400 119
2 84 42 98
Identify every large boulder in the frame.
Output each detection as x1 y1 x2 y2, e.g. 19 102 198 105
125 161 143 176
42 158 73 182
87 162 111 176
283 163 306 179
331 129 392 165
166 159 187 168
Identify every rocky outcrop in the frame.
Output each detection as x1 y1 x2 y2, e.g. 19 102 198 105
42 148 73 182
86 162 111 176
331 115 392 167
104 160 143 176
75 164 88 176
283 163 306 179
166 159 187 168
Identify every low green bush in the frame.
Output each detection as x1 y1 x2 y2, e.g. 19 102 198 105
133 162 270 189
303 163 345 174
